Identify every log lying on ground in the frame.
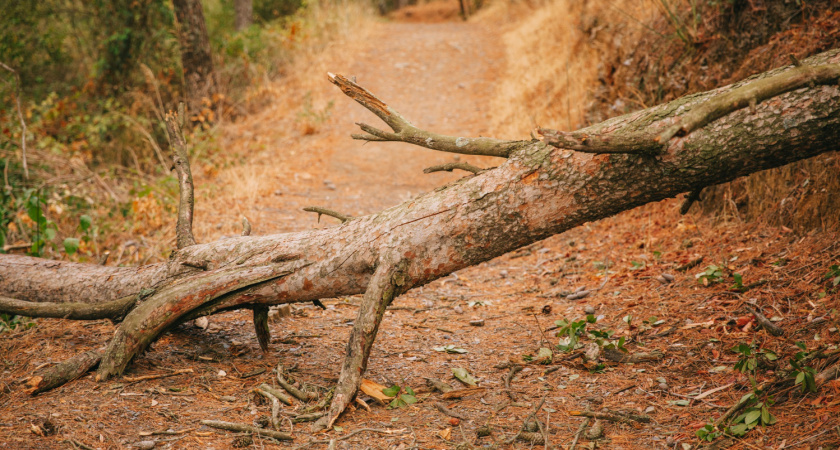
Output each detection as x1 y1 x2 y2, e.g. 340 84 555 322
1 49 839 428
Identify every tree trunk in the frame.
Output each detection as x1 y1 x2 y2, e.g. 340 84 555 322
172 0 216 105
2 48 839 427
235 0 253 31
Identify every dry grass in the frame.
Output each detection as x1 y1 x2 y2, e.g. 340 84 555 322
192 0 377 241
485 0 661 138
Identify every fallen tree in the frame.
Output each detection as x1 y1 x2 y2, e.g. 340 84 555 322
2 49 839 430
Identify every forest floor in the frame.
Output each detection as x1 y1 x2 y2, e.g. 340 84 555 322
2 5 840 450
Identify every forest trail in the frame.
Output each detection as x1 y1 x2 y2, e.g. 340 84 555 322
196 21 506 237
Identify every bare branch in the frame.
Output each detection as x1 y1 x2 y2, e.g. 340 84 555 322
0 61 29 179
164 103 197 249
303 206 353 223
539 62 840 155
423 162 484 174
0 295 135 321
328 73 522 158
657 63 840 143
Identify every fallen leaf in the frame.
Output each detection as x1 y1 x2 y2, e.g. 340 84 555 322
360 379 394 403
452 367 478 386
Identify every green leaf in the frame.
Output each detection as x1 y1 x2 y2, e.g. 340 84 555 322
44 227 56 241
405 386 415 396
400 394 418 405
80 215 92 232
744 410 761 426
63 238 80 255
728 423 748 436
382 385 400 397
536 347 553 361
795 371 805 386
452 367 478 386
760 407 771 425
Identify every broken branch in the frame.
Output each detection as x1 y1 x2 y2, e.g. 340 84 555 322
423 162 483 174
303 206 353 223
164 104 196 249
200 420 293 441
328 73 522 157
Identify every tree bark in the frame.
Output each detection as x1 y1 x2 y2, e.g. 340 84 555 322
235 0 253 31
1 49 839 425
172 0 216 105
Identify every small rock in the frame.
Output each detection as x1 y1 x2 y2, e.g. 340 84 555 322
469 318 485 327
584 342 601 362
662 273 675 281
194 317 209 330
219 395 236 402
658 382 669 391
567 290 590 300
499 270 508 278
645 406 656 414
655 275 668 284
584 305 596 315
134 441 156 449
453 306 464 314
273 190 283 196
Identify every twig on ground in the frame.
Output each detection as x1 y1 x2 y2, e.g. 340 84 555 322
745 305 784 336
256 384 293 406
303 206 353 223
504 365 524 401
569 417 590 450
123 368 194 383
200 420 292 441
435 403 470 421
292 412 325 423
305 428 408 445
569 409 650 425
276 366 318 402
676 257 704 272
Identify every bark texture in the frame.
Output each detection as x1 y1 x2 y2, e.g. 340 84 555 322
1 49 839 424
234 0 253 31
173 0 216 103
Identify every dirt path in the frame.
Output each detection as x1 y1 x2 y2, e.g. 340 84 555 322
206 21 505 237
